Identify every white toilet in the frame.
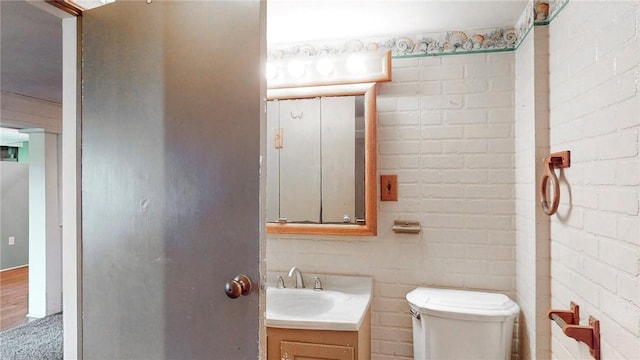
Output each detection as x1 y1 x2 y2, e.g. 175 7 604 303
406 287 519 360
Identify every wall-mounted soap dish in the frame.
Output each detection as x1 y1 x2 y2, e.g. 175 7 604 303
392 220 421 234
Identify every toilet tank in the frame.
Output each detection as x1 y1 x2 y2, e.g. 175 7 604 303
406 287 519 360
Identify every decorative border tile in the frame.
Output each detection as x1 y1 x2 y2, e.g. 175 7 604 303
267 0 565 60
515 0 536 48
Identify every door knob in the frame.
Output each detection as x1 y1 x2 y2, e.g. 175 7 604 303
224 274 252 298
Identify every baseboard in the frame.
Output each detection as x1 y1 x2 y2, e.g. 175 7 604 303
25 314 45 321
0 264 28 272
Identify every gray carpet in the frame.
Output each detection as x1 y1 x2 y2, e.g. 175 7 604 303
0 312 63 360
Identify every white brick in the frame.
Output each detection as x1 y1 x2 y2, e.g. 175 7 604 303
396 127 421 141
490 77 515 92
379 141 420 155
442 139 488 153
376 96 397 112
378 312 412 328
397 96 420 111
419 81 442 95
392 57 421 68
441 169 488 183
465 124 512 138
599 237 640 276
421 184 465 199
378 82 420 96
599 188 639 215
465 215 513 230
465 61 513 78
601 289 640 335
419 110 443 125
443 199 488 213
392 67 421 83
421 125 464 139
489 139 514 153
443 109 487 124
465 92 513 109
377 341 413 358
617 216 640 246
616 273 640 307
598 130 638 160
443 79 489 94
418 56 441 67
371 326 413 342
465 185 513 199
379 111 419 126
420 64 464 80
488 108 515 123
421 94 464 109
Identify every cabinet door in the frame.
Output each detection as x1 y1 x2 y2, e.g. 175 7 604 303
279 99 321 222
321 96 356 223
281 341 354 360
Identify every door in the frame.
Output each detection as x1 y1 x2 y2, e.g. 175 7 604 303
81 1 263 358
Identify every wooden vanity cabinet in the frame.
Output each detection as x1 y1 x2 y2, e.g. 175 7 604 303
266 311 371 360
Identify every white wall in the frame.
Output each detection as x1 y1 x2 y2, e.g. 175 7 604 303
514 25 552 360
267 52 517 359
548 2 640 359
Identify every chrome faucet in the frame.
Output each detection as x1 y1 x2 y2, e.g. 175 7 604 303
313 276 323 291
288 267 305 288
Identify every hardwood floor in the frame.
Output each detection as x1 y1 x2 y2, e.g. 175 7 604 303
0 266 28 331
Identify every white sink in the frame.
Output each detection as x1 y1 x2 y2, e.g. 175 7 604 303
265 274 372 331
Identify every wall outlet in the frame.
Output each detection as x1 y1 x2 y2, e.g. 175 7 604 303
8 236 15 245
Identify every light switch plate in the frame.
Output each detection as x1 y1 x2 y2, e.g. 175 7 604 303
380 175 398 201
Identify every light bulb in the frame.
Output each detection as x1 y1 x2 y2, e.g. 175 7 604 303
287 60 305 78
346 54 365 75
265 62 277 80
316 58 334 76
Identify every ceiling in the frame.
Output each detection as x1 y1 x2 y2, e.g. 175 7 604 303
0 0 528 108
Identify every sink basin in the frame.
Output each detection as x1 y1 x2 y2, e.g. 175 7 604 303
266 274 372 331
268 288 343 317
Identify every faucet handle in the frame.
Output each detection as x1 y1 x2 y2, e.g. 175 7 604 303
276 275 285 289
313 276 323 291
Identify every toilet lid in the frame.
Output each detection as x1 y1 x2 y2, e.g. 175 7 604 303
406 287 520 319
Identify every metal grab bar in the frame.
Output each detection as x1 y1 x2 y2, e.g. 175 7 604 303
539 150 571 215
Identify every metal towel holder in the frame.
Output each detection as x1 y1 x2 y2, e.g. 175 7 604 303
548 301 600 360
540 150 571 215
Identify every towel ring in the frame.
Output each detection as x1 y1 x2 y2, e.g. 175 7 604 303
539 151 571 216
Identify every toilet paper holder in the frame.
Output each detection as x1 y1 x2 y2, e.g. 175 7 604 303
548 301 600 360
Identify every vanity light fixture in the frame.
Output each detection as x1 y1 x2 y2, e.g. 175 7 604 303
67 0 114 10
47 0 113 14
266 48 391 89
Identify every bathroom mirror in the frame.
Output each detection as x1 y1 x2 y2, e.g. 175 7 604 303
266 82 377 236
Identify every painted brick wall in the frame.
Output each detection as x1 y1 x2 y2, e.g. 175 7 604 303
267 52 517 359
548 2 640 359
515 26 552 360
515 28 539 360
